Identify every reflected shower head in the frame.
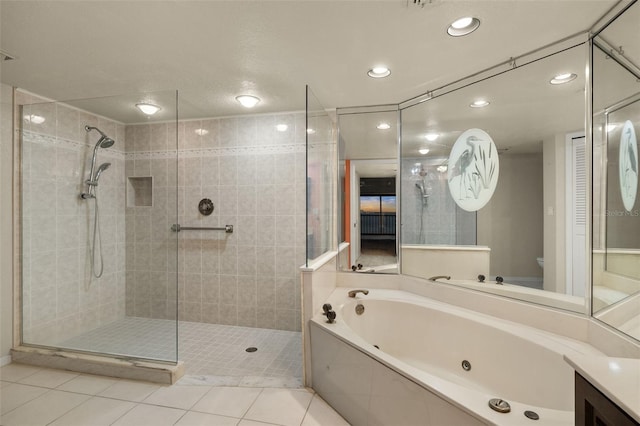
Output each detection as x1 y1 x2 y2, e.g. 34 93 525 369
94 162 111 182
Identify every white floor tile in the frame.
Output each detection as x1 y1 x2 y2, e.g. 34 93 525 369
174 411 240 426
111 403 185 426
97 379 161 402
301 395 349 426
144 384 212 410
237 420 282 426
56 374 120 395
0 383 49 415
17 368 79 388
0 389 90 426
244 388 313 426
191 386 262 418
49 396 136 426
0 364 42 382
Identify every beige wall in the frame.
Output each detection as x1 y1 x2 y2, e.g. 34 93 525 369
1 83 14 362
478 153 543 279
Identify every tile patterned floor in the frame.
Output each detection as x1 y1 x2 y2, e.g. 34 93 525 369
0 363 349 426
61 318 303 379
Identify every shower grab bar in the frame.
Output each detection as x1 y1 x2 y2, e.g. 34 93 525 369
171 224 233 233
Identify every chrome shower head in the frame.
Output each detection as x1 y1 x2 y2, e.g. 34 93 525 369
97 136 115 149
85 125 115 148
94 162 111 182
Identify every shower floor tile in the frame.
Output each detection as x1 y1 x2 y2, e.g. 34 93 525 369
60 317 303 380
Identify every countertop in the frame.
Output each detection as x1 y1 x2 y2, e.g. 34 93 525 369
564 353 640 423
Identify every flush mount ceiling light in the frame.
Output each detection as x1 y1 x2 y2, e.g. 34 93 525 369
419 148 430 155
194 128 209 136
276 124 288 132
136 103 161 115
470 99 490 108
367 66 391 78
425 132 439 141
377 122 391 130
447 17 480 37
550 72 577 85
235 95 260 108
24 114 45 124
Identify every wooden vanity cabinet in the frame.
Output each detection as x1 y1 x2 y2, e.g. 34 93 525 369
575 373 639 426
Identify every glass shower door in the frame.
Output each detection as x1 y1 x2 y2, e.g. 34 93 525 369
19 90 179 363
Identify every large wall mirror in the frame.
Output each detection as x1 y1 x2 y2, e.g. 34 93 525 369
400 40 589 313
592 1 640 341
337 107 399 274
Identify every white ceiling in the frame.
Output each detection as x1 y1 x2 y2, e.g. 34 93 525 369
0 0 619 123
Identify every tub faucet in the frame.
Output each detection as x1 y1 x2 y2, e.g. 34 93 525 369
428 275 451 281
348 289 369 298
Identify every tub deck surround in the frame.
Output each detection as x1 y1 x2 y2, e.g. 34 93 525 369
311 288 605 425
564 353 640 423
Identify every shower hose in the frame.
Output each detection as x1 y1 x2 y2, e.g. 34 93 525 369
90 195 105 278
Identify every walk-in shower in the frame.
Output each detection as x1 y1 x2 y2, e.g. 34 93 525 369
81 125 114 278
17 89 304 383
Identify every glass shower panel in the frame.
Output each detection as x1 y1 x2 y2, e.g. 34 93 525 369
306 86 337 264
19 90 179 363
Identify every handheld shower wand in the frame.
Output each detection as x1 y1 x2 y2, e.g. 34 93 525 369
81 126 115 279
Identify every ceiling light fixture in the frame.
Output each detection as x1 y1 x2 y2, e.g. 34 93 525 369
195 128 209 136
235 95 260 108
437 165 448 173
377 122 391 130
550 73 577 85
419 148 430 155
276 124 288 132
367 66 391 78
24 114 45 124
136 103 161 115
307 128 316 135
447 17 480 37
425 132 439 141
470 99 490 108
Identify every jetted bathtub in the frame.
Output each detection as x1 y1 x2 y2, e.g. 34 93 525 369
310 288 604 425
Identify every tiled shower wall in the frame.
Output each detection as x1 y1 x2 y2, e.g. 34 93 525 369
19 92 127 345
125 113 306 331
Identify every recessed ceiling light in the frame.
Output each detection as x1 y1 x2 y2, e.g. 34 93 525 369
377 122 391 130
419 148 430 155
136 103 161 115
368 66 391 78
448 17 480 37
437 165 448 173
276 124 288 132
307 128 316 134
425 132 439 141
195 128 209 136
24 114 45 124
235 95 260 108
470 99 490 108
550 73 577 85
